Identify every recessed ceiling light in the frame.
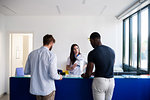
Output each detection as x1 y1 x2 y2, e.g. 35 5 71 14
99 5 107 16
1 5 16 14
82 0 86 4
56 5 61 15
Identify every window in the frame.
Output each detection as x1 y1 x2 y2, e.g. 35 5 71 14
131 14 137 68
123 5 150 74
141 8 148 71
125 19 129 65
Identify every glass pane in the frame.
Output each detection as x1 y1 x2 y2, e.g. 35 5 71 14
131 14 137 68
125 19 129 65
141 8 148 71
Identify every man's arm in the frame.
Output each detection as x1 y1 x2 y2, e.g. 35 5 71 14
24 55 31 75
49 54 62 80
81 62 94 78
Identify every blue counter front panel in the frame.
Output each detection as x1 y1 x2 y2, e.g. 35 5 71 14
10 77 150 100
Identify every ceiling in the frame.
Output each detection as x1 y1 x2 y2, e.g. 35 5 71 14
0 0 138 16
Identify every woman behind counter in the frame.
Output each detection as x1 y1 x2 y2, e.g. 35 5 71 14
66 44 87 75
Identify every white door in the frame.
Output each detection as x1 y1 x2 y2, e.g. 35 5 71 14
10 33 33 76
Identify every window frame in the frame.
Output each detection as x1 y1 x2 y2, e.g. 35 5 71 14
122 4 150 74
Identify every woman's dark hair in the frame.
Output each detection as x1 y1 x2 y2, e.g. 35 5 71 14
70 44 80 64
43 34 55 45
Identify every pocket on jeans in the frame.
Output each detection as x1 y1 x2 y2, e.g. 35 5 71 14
92 88 105 94
92 79 105 94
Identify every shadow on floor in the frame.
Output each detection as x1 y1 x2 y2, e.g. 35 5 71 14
0 94 9 100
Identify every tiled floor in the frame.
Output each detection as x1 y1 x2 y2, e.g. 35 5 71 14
0 94 9 100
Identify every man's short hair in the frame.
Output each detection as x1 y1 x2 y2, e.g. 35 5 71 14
43 34 55 45
90 32 101 39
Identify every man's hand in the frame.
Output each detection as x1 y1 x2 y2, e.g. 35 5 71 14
81 73 85 78
91 72 95 76
59 75 63 80
81 73 89 78
81 62 94 78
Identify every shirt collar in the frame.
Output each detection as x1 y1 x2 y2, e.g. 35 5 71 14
41 46 49 50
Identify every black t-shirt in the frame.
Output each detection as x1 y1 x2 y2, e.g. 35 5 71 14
88 45 115 78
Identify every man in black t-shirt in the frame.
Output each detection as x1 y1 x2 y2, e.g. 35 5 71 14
82 32 115 100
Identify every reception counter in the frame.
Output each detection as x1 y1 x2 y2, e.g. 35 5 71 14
10 75 150 100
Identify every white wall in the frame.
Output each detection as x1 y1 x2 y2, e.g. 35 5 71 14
0 13 6 96
5 16 122 70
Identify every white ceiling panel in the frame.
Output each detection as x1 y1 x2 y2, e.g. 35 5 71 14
0 0 138 16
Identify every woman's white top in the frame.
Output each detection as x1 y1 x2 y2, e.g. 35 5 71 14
67 54 87 75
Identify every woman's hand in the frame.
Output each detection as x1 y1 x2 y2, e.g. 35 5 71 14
70 63 77 70
66 63 77 71
66 65 72 70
